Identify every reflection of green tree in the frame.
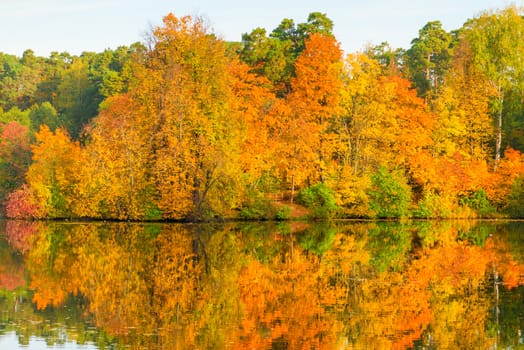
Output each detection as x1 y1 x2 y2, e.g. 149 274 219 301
458 222 495 247
367 222 412 272
494 285 524 348
415 220 448 247
237 222 290 264
490 222 524 349
497 222 524 263
297 222 336 257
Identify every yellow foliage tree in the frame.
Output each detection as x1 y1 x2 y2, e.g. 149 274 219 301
26 126 84 218
135 14 244 219
84 94 153 219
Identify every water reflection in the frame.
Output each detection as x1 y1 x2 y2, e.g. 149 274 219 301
0 220 522 349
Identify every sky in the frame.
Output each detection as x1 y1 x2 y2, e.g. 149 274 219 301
0 0 521 57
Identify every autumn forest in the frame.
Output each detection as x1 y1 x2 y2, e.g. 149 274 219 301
1 6 524 221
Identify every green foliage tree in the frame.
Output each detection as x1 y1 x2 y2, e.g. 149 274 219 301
506 176 524 218
29 102 60 132
462 6 524 165
406 21 453 99
368 166 412 218
32 51 72 106
297 12 334 36
0 107 30 127
240 12 334 96
459 189 496 217
0 51 44 111
297 183 339 219
1 47 137 141
55 59 100 139
365 41 404 74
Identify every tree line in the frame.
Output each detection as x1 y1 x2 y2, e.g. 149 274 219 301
1 7 524 220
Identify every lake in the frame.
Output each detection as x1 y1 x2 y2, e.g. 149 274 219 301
0 220 522 349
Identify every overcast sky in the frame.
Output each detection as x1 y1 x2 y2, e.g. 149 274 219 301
0 0 520 57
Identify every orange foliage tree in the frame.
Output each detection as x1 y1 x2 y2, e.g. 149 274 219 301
25 126 84 218
228 58 286 203
285 33 343 192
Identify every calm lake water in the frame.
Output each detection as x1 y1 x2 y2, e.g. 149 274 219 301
0 220 522 349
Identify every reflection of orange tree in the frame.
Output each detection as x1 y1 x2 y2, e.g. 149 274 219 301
410 243 494 349
0 261 24 291
4 220 40 254
0 227 26 291
26 224 154 336
414 224 524 292
409 230 524 349
70 225 152 335
235 233 358 349
20 221 524 349
26 224 74 309
345 222 524 350
345 223 432 350
347 270 433 349
485 236 524 289
25 223 244 349
149 226 204 349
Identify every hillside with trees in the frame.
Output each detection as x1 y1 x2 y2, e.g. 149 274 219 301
1 6 524 221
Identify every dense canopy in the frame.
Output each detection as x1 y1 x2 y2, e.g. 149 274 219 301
1 6 524 220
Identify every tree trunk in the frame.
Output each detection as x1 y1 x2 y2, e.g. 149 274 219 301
290 174 295 204
426 53 431 82
494 90 504 170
